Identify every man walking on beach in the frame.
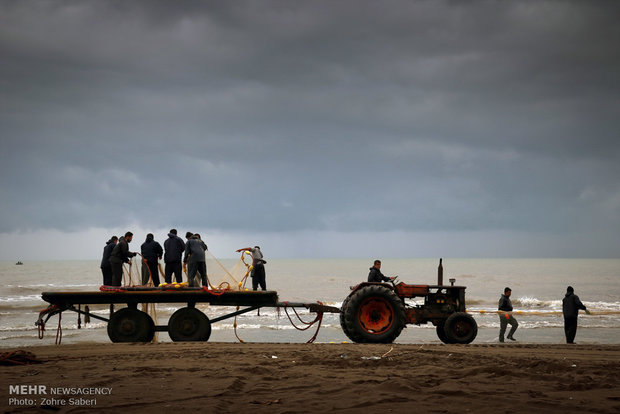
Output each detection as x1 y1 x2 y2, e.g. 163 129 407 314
498 287 518 342
562 286 589 344
164 229 185 284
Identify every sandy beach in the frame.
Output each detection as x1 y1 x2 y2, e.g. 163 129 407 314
1 342 619 413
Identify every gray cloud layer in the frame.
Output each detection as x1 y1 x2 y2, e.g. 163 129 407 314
1 0 619 256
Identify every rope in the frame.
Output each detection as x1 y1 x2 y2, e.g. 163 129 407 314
55 312 62 345
233 306 245 344
37 320 45 339
231 252 252 343
239 250 253 290
281 303 325 343
37 304 61 340
469 310 619 316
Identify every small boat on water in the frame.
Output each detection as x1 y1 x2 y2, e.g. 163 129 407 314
15 261 23 265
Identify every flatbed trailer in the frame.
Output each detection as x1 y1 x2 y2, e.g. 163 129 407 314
36 288 340 343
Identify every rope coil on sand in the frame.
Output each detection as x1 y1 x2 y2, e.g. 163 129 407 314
0 350 42 366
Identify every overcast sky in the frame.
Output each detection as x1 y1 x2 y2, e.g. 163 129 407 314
1 0 619 260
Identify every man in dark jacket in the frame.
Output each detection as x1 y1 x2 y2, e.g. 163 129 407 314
100 236 118 286
109 232 137 287
498 287 518 342
562 286 589 344
183 234 208 287
367 260 395 283
164 229 186 284
141 233 163 286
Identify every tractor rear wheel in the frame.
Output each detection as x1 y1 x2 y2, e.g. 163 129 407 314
341 285 406 343
339 295 353 340
443 312 477 344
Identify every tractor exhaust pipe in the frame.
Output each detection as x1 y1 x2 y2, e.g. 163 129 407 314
438 258 443 286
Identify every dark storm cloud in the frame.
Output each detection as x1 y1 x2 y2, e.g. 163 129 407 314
1 0 619 254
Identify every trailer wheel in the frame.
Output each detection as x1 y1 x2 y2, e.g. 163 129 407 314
436 320 454 344
342 285 405 343
168 307 211 342
443 312 477 344
107 308 155 343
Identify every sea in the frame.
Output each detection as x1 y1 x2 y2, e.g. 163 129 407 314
1 258 619 347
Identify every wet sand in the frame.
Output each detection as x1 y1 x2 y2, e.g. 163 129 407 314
1 343 619 413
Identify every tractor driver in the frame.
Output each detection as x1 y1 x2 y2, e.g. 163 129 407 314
367 260 396 283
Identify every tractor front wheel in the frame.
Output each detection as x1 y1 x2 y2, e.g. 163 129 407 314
436 320 454 344
443 312 477 344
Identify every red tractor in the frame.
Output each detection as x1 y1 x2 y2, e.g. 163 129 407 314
340 259 478 344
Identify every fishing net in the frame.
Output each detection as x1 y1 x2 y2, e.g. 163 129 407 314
121 250 253 291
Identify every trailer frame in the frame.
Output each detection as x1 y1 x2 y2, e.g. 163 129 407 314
36 288 340 343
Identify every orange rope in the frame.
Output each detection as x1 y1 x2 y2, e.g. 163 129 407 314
55 312 62 345
0 350 42 366
281 305 325 343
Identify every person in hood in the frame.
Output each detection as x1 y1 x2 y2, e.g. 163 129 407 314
164 229 185 284
183 233 208 287
367 260 395 283
100 236 118 286
141 233 163 286
498 287 518 342
562 286 589 344
109 232 137 287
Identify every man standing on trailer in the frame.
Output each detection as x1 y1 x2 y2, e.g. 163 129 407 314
164 229 186 284
109 232 137 287
141 233 163 286
236 246 267 291
498 287 518 342
100 236 118 286
184 233 208 287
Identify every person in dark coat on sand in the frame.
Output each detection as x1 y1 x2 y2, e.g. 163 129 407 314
100 236 118 286
562 286 590 344
498 287 518 343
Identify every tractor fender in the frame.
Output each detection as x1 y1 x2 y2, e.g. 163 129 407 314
347 282 395 297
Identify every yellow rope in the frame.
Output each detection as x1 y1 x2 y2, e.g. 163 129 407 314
470 310 619 316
